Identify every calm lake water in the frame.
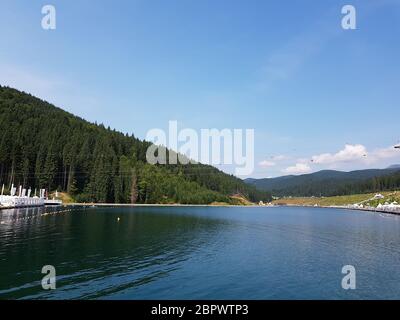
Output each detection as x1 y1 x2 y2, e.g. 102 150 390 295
1 206 400 300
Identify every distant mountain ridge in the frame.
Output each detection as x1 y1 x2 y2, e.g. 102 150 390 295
387 164 400 169
245 167 400 197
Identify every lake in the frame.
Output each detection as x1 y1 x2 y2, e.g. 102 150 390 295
1 206 400 299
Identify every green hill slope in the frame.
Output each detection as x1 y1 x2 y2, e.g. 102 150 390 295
0 86 271 204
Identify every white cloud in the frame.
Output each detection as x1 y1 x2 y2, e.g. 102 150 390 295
259 154 291 169
259 160 276 168
370 146 400 160
312 144 367 164
307 144 400 170
282 163 312 175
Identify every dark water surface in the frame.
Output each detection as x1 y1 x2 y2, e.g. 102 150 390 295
0 206 399 299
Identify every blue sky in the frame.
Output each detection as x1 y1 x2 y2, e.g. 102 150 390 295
1 0 400 178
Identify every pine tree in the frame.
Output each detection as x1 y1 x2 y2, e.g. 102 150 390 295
130 168 138 204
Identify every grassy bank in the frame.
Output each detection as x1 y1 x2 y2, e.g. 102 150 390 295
272 190 400 207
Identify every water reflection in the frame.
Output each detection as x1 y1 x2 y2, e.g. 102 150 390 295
0 206 229 299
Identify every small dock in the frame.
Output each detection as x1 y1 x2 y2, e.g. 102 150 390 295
0 195 44 209
0 184 62 210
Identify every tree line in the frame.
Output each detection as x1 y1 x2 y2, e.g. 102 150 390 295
335 172 400 196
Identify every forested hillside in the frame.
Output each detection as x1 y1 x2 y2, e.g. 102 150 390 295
0 86 271 204
246 168 400 197
339 171 400 195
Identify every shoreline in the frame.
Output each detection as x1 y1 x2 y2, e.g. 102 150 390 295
63 202 262 208
2 202 399 216
63 202 400 215
268 203 400 216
